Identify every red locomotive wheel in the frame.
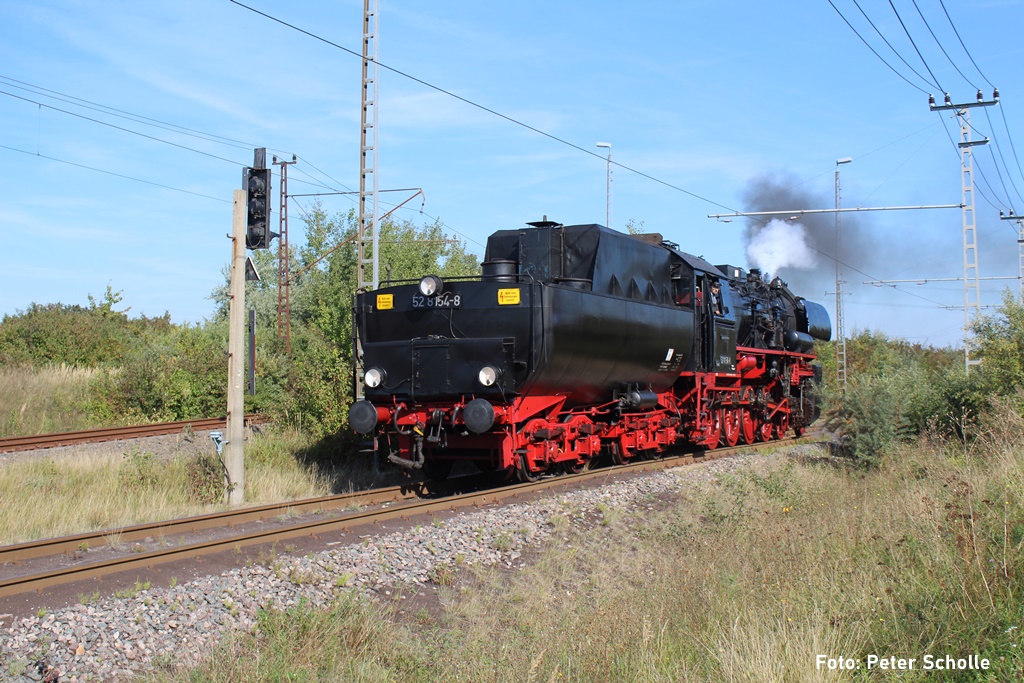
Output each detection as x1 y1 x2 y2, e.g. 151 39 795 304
720 408 741 448
704 411 722 449
607 442 628 466
739 409 757 445
562 458 593 474
516 453 540 483
757 417 774 442
775 413 790 439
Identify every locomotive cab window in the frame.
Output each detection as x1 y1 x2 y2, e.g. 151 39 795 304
671 267 694 309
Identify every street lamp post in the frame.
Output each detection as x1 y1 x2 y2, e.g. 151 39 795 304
596 142 612 229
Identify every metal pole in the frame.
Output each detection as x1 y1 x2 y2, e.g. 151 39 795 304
273 155 296 354
709 204 962 219
606 148 612 230
999 212 1024 303
248 308 256 396
225 190 246 505
835 157 851 396
597 142 611 228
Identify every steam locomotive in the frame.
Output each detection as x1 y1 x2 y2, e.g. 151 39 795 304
348 220 830 481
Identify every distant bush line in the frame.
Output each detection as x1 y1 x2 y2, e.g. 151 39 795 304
0 206 479 440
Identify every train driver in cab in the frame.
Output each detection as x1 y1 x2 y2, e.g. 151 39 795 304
710 280 723 316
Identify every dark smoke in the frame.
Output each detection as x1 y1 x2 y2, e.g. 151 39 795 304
741 173 871 299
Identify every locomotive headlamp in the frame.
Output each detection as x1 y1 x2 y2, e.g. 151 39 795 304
364 367 386 389
418 275 444 296
477 365 500 387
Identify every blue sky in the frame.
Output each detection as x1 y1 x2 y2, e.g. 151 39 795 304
2 0 1023 348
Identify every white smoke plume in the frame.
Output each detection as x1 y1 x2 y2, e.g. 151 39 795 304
745 218 816 278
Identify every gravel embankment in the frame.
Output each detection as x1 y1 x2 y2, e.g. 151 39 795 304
0 447 804 682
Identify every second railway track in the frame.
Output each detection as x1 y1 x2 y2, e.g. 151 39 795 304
0 415 267 454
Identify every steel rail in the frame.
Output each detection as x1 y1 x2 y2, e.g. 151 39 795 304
0 436 816 599
0 415 267 454
0 485 425 565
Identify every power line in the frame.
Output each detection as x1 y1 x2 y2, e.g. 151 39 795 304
863 129 939 202
0 88 244 166
887 0 943 92
832 0 1024 217
226 0 742 215
905 0 1024 212
985 107 1024 208
910 0 977 91
938 0 995 90
997 103 1024 199
0 75 255 153
0 74 369 203
783 121 941 195
0 143 229 202
827 0 931 94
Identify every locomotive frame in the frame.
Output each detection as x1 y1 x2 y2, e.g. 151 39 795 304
348 220 830 481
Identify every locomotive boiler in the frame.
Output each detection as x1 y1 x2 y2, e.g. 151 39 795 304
348 220 830 481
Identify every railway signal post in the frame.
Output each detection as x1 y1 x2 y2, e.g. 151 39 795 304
225 189 247 504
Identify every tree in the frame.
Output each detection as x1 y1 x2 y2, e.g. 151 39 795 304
207 201 481 435
971 290 1024 399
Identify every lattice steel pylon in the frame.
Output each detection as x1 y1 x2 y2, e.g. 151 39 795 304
357 0 380 292
931 92 998 374
273 155 296 353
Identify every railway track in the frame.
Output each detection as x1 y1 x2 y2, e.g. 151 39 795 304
0 415 266 454
0 435 815 599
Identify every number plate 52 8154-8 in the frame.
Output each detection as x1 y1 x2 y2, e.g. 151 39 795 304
411 292 462 308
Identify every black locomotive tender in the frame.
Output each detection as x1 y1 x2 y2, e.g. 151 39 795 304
349 220 830 480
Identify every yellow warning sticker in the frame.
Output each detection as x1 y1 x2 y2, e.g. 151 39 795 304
497 288 521 305
376 294 394 310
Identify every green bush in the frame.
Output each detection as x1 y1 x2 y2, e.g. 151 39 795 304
287 326 353 440
0 287 172 368
88 325 227 423
827 374 901 468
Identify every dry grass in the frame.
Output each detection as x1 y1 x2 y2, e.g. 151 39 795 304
0 364 98 437
0 426 333 544
148 407 1024 683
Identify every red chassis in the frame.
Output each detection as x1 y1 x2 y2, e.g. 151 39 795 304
368 346 818 478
